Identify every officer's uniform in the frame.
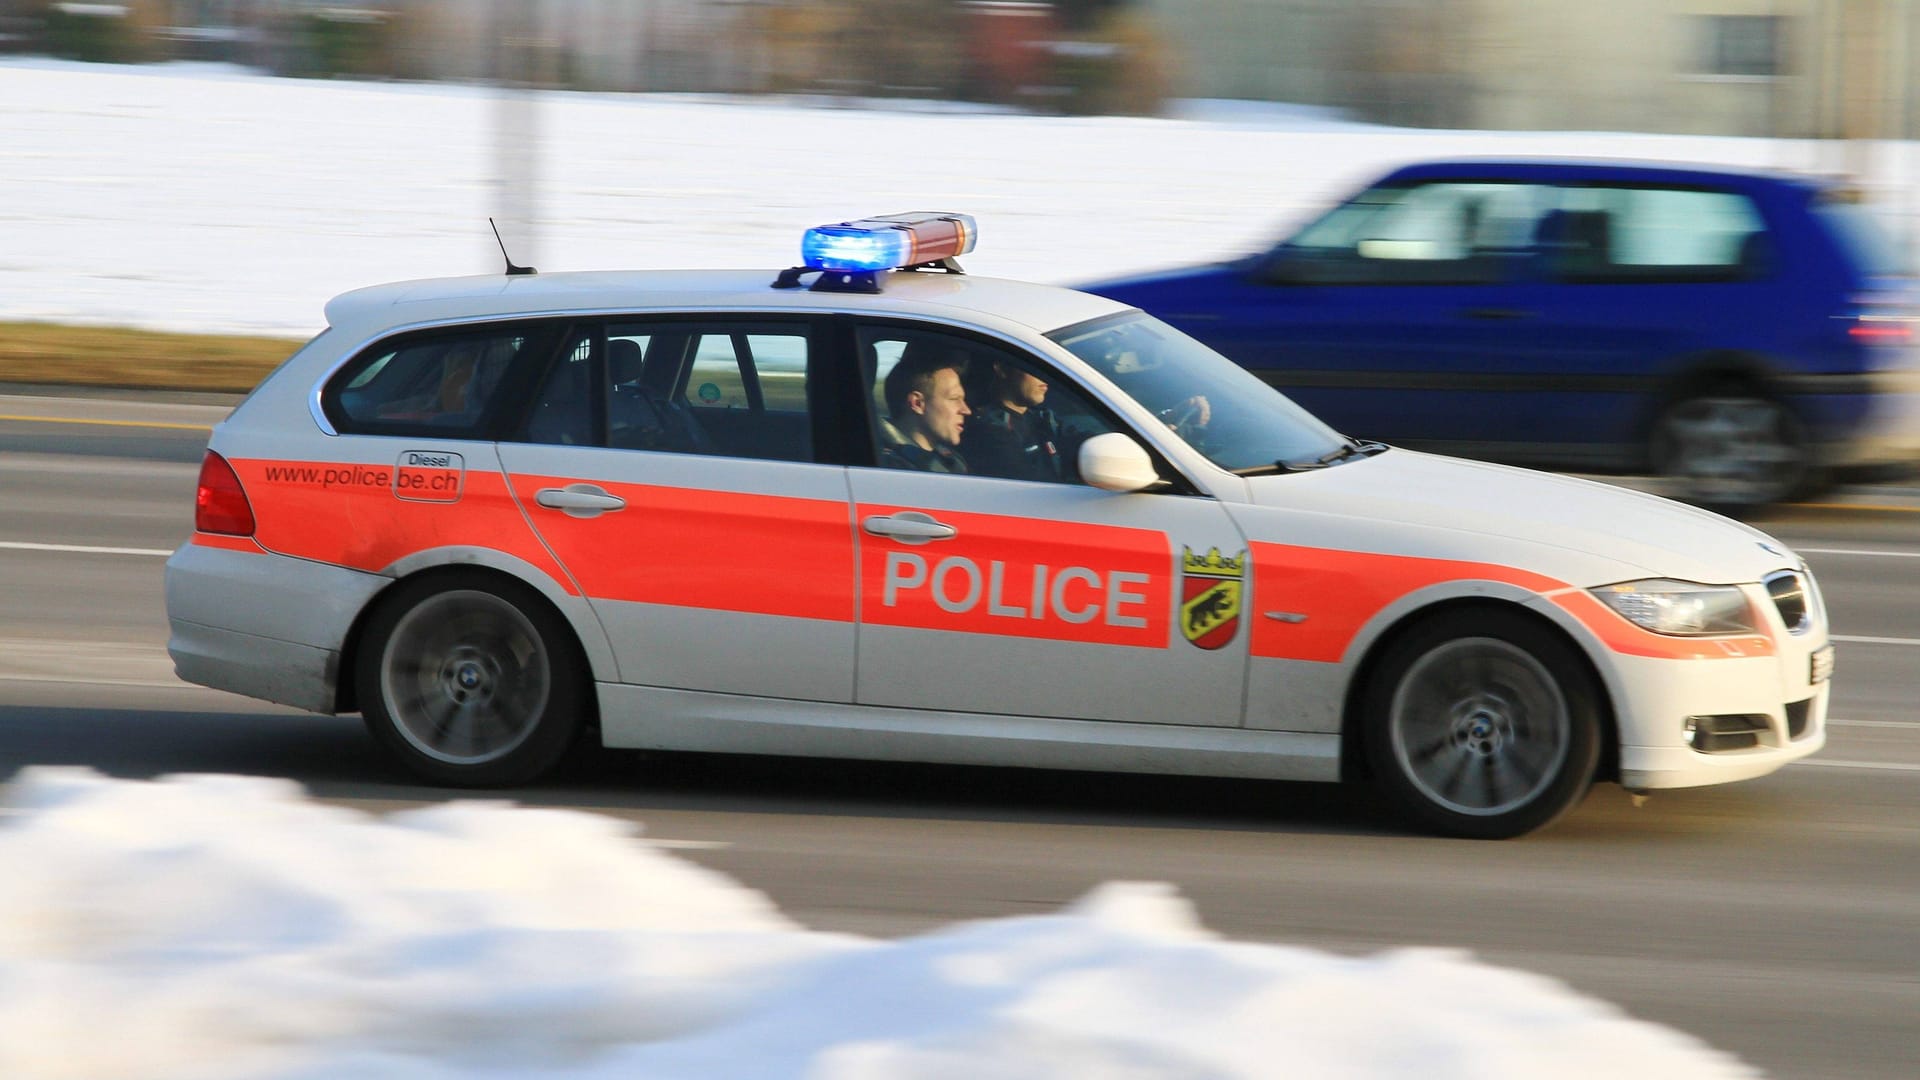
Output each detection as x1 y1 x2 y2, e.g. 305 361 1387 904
963 403 1065 482
879 425 970 473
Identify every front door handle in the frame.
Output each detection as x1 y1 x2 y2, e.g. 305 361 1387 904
536 483 627 518
1462 306 1535 320
862 511 956 544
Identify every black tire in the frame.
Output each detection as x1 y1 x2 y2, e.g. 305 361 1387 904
356 571 587 787
1362 609 1601 839
1650 387 1814 513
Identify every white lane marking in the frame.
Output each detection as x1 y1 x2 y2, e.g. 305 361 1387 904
1829 718 1920 729
1797 546 1920 558
1794 759 1920 772
1831 634 1920 647
0 673 187 688
0 541 173 558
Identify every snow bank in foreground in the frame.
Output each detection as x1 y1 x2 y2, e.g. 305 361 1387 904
0 769 1757 1079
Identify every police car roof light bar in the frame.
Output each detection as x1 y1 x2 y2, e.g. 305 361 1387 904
773 212 977 292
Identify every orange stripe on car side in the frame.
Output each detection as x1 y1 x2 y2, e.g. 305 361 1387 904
1249 541 1774 663
229 458 580 593
510 477 856 623
190 533 266 553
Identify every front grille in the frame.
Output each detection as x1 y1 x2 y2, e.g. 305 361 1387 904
1767 571 1809 633
1786 697 1813 739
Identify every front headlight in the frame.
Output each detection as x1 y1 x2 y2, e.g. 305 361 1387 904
1592 579 1755 636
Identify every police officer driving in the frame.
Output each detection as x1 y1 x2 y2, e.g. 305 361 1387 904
962 357 1073 482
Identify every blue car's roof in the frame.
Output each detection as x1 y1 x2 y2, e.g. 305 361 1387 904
1377 157 1831 194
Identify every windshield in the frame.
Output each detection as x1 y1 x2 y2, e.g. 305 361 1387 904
1047 312 1349 472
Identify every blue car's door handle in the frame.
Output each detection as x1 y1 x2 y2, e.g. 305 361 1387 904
1463 307 1535 320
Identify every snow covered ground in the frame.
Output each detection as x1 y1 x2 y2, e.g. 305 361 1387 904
4 57 1914 339
0 768 1761 1080
0 58 1857 1077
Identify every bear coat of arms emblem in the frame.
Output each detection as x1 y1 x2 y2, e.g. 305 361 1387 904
1180 546 1245 650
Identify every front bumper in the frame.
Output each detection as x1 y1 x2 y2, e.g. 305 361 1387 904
164 539 387 714
1610 651 1829 790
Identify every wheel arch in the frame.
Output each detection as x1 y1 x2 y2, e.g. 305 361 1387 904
1338 596 1620 787
332 551 611 717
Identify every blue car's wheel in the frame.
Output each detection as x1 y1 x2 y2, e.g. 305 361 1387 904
1652 389 1811 511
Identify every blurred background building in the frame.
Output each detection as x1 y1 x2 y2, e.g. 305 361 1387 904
3 0 1918 141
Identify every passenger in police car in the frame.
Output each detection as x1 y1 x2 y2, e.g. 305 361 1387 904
879 345 972 473
962 357 1072 482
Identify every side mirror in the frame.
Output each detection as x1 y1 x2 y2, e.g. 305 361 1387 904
1078 432 1161 493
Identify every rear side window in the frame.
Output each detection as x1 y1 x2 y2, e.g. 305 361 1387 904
517 319 817 463
324 325 559 437
1544 186 1768 282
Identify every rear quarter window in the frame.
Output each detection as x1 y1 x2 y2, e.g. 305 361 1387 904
322 324 560 437
1813 195 1911 279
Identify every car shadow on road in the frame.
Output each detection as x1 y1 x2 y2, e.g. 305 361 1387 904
544 743 1403 838
0 703 389 789
0 703 1662 841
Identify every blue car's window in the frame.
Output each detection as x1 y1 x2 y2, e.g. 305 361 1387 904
1048 312 1349 474
1277 181 1550 285
1547 186 1767 282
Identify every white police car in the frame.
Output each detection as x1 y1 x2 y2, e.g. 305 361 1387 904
165 213 1832 838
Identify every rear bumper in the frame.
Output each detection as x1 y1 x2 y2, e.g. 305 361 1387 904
169 619 339 713
164 538 386 713
1804 370 1920 469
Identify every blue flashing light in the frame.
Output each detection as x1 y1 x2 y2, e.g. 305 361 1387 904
802 224 911 273
799 212 978 274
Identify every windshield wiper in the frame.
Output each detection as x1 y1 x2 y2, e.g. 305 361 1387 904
1234 439 1387 476
1314 439 1389 466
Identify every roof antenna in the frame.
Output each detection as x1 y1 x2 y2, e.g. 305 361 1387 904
489 218 537 276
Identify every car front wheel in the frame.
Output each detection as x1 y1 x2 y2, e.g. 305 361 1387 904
357 573 586 787
1362 610 1601 839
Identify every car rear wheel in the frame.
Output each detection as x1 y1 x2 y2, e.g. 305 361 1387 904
1651 389 1811 512
357 573 585 787
1362 610 1600 839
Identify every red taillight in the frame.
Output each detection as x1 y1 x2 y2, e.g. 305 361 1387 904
1848 320 1912 343
195 451 256 536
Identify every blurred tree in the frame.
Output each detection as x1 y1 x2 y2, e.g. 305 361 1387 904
740 0 966 99
1047 7 1174 116
36 0 167 63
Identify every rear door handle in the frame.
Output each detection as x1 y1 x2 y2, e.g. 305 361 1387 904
536 483 627 518
862 511 956 544
1462 307 1535 320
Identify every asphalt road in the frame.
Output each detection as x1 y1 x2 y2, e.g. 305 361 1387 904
3 391 1918 1078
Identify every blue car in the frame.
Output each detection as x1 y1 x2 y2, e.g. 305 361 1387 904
1081 158 1920 509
